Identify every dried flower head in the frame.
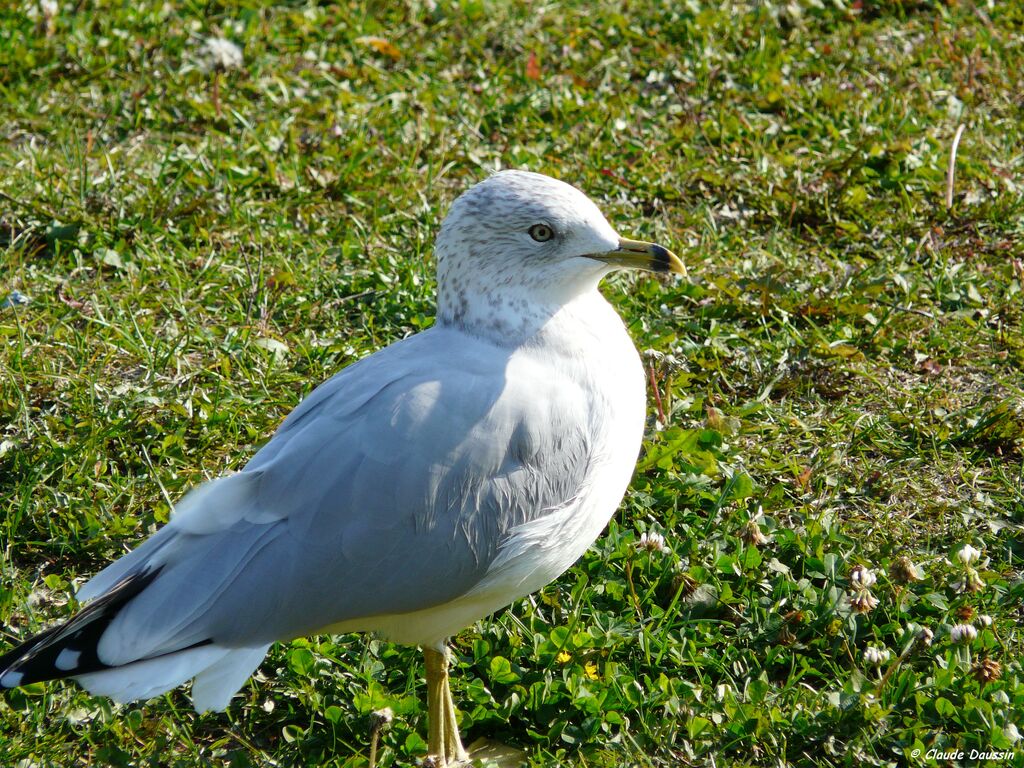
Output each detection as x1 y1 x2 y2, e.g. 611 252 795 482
370 707 394 730
670 571 698 600
972 657 1002 684
642 347 684 374
889 556 923 584
956 605 976 622
950 623 978 644
740 520 768 547
954 567 986 594
776 626 796 646
956 543 981 566
849 589 879 614
917 627 934 646
849 565 877 589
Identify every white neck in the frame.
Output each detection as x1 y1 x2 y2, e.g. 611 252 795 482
434 252 613 347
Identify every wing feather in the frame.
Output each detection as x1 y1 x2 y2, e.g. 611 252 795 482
79 327 594 663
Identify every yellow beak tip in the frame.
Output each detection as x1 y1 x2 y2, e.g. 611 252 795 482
590 238 686 276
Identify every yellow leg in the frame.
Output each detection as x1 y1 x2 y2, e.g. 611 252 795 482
423 646 469 766
441 660 466 762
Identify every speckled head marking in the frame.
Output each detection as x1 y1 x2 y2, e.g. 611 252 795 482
432 171 683 346
434 171 620 334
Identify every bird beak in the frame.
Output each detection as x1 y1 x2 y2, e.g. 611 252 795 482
586 237 687 276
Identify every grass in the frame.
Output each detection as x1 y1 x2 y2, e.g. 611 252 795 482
1 0 1022 766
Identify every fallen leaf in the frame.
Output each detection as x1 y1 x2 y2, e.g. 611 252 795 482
356 36 401 60
267 270 297 291
920 358 943 375
600 168 633 188
526 51 541 81
306 167 337 188
254 337 290 360
571 73 590 89
56 283 91 314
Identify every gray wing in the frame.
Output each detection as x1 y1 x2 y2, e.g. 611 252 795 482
78 327 593 665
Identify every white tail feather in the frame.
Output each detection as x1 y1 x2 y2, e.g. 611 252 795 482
191 645 270 712
75 646 229 704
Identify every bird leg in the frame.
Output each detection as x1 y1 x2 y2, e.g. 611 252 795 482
423 646 468 766
441 659 465 762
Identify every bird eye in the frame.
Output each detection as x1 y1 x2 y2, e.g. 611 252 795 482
528 224 554 242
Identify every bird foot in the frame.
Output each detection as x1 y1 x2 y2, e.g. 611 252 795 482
421 756 472 768
464 737 527 767
422 738 525 767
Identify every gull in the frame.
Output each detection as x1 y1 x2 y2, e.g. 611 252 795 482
0 170 684 766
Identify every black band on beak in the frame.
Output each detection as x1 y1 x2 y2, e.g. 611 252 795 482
649 244 675 273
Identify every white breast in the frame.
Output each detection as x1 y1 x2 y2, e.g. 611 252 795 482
472 292 645 593
349 291 646 649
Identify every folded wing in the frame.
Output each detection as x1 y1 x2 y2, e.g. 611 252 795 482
16 327 593 684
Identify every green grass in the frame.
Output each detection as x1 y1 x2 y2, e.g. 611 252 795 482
2 1 1023 766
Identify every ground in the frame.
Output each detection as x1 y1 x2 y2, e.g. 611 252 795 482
1 1 1022 766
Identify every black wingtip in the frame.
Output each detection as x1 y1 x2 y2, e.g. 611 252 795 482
0 567 162 689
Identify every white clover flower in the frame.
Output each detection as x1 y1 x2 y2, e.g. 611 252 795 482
950 623 978 644
863 646 890 666
977 614 993 627
1004 723 1020 744
955 543 981 566
849 565 877 589
40 0 58 17
917 627 934 646
201 37 244 72
636 531 669 554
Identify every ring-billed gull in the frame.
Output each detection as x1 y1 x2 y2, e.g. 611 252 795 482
0 170 684 766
